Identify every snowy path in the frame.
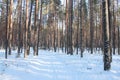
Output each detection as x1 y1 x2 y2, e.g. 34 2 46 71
0 50 120 80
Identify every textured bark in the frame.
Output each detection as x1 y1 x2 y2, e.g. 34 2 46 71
5 0 9 59
27 0 34 55
102 0 111 70
8 0 13 55
112 0 116 55
37 0 43 55
24 0 29 58
108 1 112 62
65 0 69 53
68 0 73 55
18 0 22 56
117 0 120 55
80 0 83 57
118 26 120 55
34 0 39 56
76 0 80 55
89 0 94 54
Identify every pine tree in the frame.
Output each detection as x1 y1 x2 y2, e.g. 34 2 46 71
102 0 111 70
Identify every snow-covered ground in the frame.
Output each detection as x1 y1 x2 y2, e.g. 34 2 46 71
0 49 120 80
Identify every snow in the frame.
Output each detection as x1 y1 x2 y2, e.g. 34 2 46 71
0 49 120 80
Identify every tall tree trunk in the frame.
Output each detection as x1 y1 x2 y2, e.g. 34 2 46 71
112 0 116 55
65 0 69 54
18 0 22 56
117 0 120 55
108 0 112 62
76 0 80 55
68 0 73 55
5 0 9 59
24 0 29 58
102 0 111 70
118 26 120 55
34 0 39 56
80 0 83 57
27 0 34 55
8 0 13 55
89 0 94 54
37 0 43 55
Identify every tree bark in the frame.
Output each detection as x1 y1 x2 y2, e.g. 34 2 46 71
18 0 22 56
34 0 39 56
24 0 29 58
37 0 43 55
8 0 13 55
68 0 73 55
5 0 9 59
89 0 94 54
102 0 111 70
80 0 83 57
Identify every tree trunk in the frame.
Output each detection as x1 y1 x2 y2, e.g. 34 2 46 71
80 0 83 57
5 0 9 59
117 0 120 55
65 0 69 54
68 0 73 55
102 0 111 71
37 0 43 55
17 0 22 57
27 0 34 55
89 0 94 54
8 0 13 55
34 0 39 56
24 0 29 58
112 0 116 55
76 0 80 55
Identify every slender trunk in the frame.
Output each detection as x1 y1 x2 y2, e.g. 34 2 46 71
5 0 9 59
108 1 112 62
117 0 120 55
8 0 13 55
24 0 29 58
65 0 69 54
80 0 83 57
95 12 98 50
54 9 56 52
76 0 80 55
37 0 43 55
112 0 115 55
118 26 120 55
18 0 22 56
27 0 34 55
34 0 39 56
68 0 73 55
61 18 64 52
89 0 94 54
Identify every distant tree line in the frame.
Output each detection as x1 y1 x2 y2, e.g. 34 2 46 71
0 0 119 70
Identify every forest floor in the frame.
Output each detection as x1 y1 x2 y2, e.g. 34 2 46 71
0 49 120 80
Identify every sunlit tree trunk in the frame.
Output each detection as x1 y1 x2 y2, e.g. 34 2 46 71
24 0 29 58
27 0 34 55
8 0 13 55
